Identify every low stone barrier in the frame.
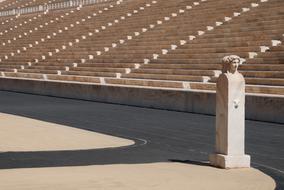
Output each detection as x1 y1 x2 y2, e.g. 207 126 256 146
0 77 283 124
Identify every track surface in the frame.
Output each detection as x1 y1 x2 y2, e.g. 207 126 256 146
0 91 283 189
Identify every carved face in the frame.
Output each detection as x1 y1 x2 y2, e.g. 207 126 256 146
222 55 245 74
229 58 240 74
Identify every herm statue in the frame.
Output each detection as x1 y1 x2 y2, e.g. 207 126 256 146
209 55 251 169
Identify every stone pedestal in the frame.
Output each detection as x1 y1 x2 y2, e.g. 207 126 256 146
210 55 250 169
210 154 250 169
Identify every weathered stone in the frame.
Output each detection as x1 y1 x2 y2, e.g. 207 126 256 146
210 55 250 169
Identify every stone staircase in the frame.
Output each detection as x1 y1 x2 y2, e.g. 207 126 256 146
0 0 283 96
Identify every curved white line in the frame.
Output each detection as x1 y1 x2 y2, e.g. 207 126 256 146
128 137 148 147
253 162 284 174
112 134 148 148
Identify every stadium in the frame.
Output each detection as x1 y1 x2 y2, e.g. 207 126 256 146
0 0 283 189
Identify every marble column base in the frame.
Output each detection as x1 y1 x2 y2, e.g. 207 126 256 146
209 154 251 169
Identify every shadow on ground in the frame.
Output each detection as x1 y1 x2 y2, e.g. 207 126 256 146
0 91 283 189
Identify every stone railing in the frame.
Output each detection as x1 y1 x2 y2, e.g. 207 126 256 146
0 0 109 17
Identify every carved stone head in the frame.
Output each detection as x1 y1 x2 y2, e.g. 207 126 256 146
222 55 246 74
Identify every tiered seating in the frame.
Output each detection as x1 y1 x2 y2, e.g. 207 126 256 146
118 0 284 94
1 0 176 74
0 0 20 11
0 0 41 10
0 0 283 96
0 0 118 65
2 0 249 75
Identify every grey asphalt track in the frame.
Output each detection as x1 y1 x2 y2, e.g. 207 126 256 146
0 91 283 189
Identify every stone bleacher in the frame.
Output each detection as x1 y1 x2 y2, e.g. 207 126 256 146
0 0 283 96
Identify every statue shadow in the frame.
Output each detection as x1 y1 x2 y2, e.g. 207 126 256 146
169 159 211 167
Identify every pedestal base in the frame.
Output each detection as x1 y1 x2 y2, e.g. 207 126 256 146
209 154 250 169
